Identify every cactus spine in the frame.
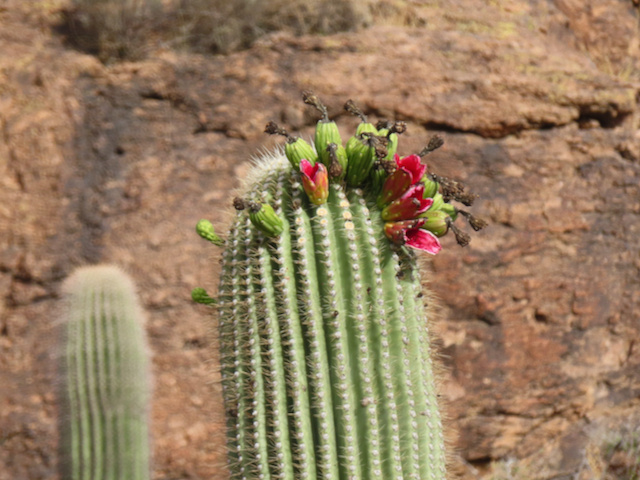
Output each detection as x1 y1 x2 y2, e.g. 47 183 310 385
198 95 486 480
59 265 151 480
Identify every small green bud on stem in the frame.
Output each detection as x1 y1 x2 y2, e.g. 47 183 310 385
196 219 224 246
248 202 284 237
191 287 216 305
265 121 318 168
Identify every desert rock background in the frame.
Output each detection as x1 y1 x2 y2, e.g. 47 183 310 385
1 1 640 479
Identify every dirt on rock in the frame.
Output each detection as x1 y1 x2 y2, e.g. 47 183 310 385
1 1 639 479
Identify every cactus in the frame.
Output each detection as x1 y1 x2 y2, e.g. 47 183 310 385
59 265 151 480
196 94 485 480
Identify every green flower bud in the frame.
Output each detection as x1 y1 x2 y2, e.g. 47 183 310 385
344 100 377 137
356 122 378 136
428 192 445 212
369 160 396 197
285 137 317 169
264 121 318 169
420 210 450 237
384 131 399 160
249 202 284 237
421 175 439 199
377 121 406 161
195 219 224 246
315 121 343 166
191 287 216 305
345 135 377 187
326 143 348 180
440 201 458 221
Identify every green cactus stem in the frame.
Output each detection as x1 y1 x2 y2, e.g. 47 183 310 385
199 94 486 480
59 265 151 480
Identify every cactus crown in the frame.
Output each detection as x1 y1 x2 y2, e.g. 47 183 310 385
195 93 486 480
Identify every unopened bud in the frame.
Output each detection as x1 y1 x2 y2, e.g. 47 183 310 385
428 192 445 212
420 210 449 237
249 203 284 237
300 159 329 205
421 175 439 198
195 219 224 246
285 137 317 169
439 202 458 221
316 121 343 167
326 143 347 179
191 287 216 305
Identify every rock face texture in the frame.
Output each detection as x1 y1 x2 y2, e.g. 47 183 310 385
1 1 639 479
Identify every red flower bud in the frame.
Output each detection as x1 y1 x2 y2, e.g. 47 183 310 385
300 159 329 205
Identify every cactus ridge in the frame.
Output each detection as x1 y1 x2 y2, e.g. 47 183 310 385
216 153 447 480
60 265 151 480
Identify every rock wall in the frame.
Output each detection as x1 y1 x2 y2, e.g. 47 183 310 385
1 1 639 479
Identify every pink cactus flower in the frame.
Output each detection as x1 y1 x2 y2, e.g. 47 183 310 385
378 154 427 207
381 184 433 221
300 159 329 205
384 219 442 255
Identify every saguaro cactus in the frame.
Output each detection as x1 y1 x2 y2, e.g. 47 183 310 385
59 265 151 480
195 94 485 480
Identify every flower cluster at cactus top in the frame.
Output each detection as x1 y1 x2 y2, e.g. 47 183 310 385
377 154 440 254
258 92 486 253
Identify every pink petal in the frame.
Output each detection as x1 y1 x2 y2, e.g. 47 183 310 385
378 168 413 207
406 229 442 255
300 158 317 179
397 154 426 183
300 161 328 205
381 184 434 221
384 219 426 244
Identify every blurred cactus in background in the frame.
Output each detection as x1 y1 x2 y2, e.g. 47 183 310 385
59 265 151 480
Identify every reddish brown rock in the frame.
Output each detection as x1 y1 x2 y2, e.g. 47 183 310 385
1 1 639 479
